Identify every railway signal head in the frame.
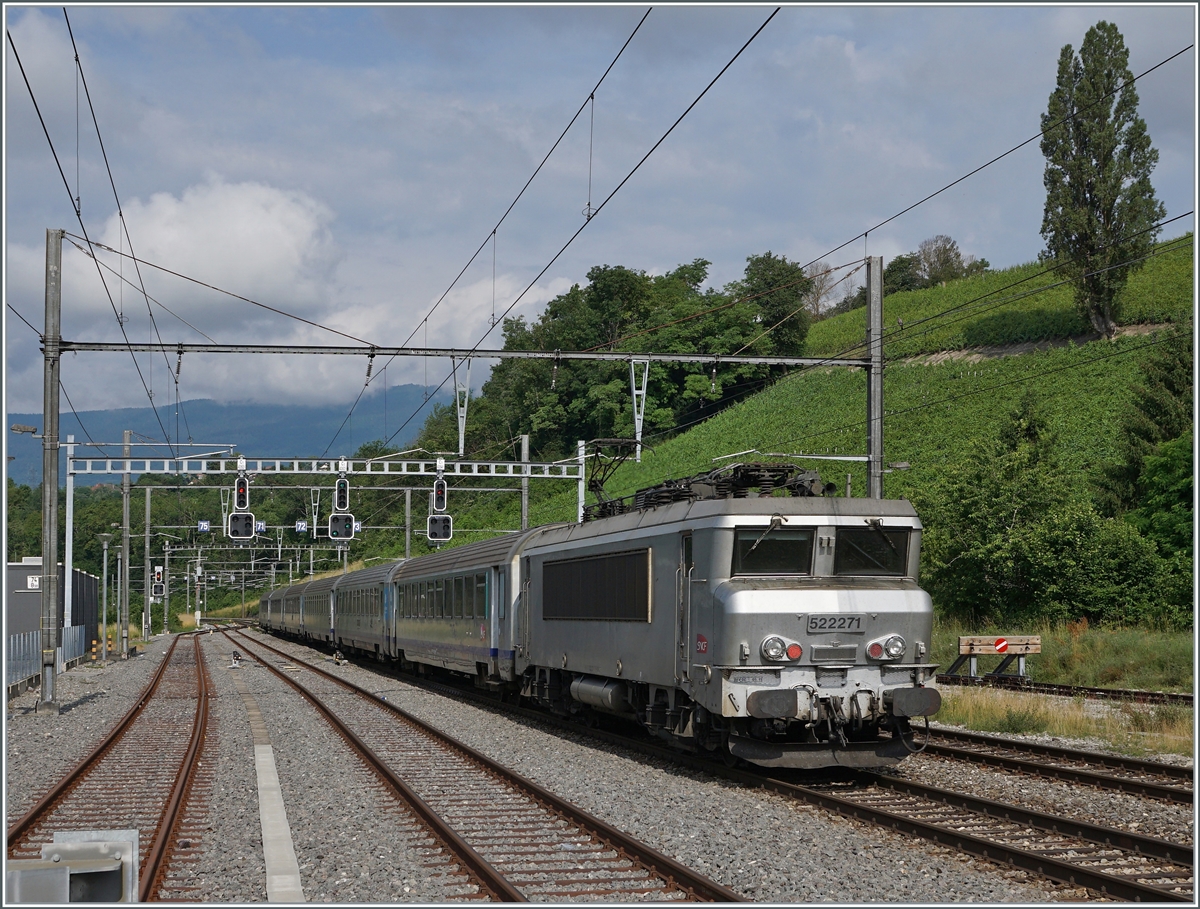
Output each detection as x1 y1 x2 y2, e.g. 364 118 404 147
152 582 165 597
329 513 355 540
334 477 350 512
433 478 448 512
234 475 250 511
154 566 164 584
427 514 452 543
228 512 255 540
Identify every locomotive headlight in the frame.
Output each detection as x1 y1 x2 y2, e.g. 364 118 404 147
883 635 906 659
761 636 788 662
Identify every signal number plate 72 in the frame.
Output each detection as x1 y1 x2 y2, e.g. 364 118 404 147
807 614 865 633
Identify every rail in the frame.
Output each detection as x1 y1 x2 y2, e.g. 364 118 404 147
233 629 743 902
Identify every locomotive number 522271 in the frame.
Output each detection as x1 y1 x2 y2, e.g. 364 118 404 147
807 614 864 633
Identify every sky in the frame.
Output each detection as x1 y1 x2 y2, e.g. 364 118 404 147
4 4 1196 438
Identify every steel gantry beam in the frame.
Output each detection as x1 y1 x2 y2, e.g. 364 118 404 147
58 340 870 369
67 455 583 479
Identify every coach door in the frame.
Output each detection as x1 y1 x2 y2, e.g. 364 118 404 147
675 534 694 683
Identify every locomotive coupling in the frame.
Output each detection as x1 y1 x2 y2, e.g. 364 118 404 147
884 687 942 717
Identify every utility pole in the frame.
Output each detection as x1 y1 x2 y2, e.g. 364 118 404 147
38 228 64 713
98 534 112 662
144 486 151 641
404 489 411 559
576 440 586 523
163 543 170 635
64 435 75 626
520 434 530 531
121 429 131 657
866 256 884 499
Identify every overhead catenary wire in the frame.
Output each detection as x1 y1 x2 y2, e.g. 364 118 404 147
321 7 655 456
379 23 1188 460
601 329 1183 505
6 27 176 456
61 234 375 347
378 7 782 452
64 8 186 454
65 237 218 343
792 42 1195 279
624 233 1194 467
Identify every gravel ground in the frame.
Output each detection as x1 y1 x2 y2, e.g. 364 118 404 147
6 638 173 825
213 633 483 903
243 632 1090 903
10 628 1191 902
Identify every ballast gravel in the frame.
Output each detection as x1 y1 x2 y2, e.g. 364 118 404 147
8 628 1187 902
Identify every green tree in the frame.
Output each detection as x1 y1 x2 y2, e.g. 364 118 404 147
1100 322 1193 513
727 251 812 355
1040 20 1166 337
916 392 1177 628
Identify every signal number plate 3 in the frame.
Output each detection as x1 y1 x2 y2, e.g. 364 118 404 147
807 614 865 633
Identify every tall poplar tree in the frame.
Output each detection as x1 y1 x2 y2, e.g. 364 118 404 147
1040 21 1165 338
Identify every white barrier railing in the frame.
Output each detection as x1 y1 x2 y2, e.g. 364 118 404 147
58 625 88 669
7 626 92 689
7 631 40 688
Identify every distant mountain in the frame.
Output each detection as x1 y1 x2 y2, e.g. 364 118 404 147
6 384 450 487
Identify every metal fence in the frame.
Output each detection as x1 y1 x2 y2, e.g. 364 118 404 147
7 626 91 689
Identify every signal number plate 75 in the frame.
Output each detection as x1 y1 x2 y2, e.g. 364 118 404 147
807 614 865 633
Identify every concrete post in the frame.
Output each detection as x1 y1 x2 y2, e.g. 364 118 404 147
866 256 884 499
404 488 411 559
39 228 64 713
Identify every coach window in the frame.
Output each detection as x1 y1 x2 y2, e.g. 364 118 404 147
732 526 815 575
476 573 488 618
454 577 465 618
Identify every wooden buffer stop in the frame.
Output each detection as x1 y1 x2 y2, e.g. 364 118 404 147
945 635 1041 680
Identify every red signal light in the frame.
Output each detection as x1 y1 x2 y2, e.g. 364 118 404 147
786 643 802 660
867 641 884 659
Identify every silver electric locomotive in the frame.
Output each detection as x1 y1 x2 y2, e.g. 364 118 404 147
261 463 941 769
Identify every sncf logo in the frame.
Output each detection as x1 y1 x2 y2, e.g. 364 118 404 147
695 634 708 654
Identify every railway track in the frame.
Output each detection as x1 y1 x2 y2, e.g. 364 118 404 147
228 630 742 902
918 727 1193 804
247 632 1193 901
936 673 1194 706
6 634 214 902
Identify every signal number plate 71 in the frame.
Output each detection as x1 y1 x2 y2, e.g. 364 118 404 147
807 614 865 633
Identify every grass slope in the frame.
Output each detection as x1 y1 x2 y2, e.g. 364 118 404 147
805 233 1192 358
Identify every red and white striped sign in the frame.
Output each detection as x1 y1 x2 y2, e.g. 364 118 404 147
994 637 1008 653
